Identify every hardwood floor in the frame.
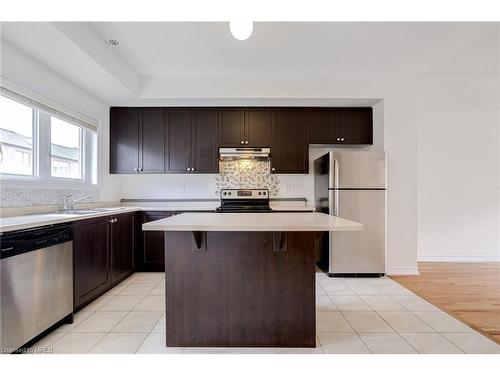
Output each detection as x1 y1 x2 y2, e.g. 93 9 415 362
390 262 500 344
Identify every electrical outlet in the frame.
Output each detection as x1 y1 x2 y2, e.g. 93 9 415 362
180 184 186 193
285 184 291 193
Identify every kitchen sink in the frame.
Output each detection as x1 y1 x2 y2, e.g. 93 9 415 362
92 207 127 212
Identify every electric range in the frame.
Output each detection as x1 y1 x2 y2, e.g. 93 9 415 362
215 189 272 213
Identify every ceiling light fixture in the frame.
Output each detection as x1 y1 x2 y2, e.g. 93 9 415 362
229 20 253 41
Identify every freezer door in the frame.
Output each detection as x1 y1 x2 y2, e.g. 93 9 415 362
329 190 386 274
330 151 386 189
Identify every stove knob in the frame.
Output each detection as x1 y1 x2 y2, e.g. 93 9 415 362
263 191 267 195
258 192 261 195
223 192 227 195
228 192 232 195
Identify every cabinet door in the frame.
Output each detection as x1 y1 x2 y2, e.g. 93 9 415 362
140 109 165 173
271 109 308 174
192 108 218 173
335 108 373 144
218 108 244 146
245 108 272 147
74 217 111 309
110 213 135 284
167 109 192 173
306 108 335 144
139 211 175 272
110 108 139 174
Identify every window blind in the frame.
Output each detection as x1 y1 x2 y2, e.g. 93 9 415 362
0 86 97 132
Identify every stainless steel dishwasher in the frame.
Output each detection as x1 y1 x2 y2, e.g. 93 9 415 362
1 223 74 353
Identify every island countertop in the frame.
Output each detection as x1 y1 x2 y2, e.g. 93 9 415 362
142 212 362 232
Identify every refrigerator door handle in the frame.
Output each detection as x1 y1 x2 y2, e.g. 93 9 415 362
329 189 338 216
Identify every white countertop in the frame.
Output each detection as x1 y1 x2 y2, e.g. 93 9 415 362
142 212 362 232
0 207 141 234
0 203 315 234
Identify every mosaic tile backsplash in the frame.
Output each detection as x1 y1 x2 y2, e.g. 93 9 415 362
0 186 100 208
215 160 280 196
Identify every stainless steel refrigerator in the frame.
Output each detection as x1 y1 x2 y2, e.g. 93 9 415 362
314 151 386 276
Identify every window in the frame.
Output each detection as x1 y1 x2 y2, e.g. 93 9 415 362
0 96 35 176
0 92 97 185
51 117 82 179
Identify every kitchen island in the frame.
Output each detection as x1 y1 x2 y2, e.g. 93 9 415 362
142 212 362 348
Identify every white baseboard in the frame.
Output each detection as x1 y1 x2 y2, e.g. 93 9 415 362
418 255 500 262
386 267 420 276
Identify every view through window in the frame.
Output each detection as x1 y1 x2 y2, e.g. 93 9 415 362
50 117 82 179
0 95 34 175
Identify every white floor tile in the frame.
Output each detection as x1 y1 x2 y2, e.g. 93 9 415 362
330 295 371 311
441 332 500 354
133 295 165 311
377 311 434 333
349 285 386 296
119 283 157 296
50 332 106 354
276 346 324 354
182 347 230 354
323 283 356 296
136 332 183 354
83 294 115 311
342 311 394 333
148 283 165 296
316 311 354 333
112 311 164 333
316 295 338 310
315 285 326 296
412 311 474 332
100 295 144 310
71 310 128 333
360 296 405 311
151 313 166 332
359 333 417 354
317 333 370 354
28 332 66 354
90 332 148 354
392 295 439 311
229 347 277 354
401 333 463 354
106 283 130 295
73 308 96 324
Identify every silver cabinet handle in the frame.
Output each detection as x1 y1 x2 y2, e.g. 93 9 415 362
336 138 340 142
109 219 113 223
191 167 195 171
271 167 276 172
341 138 345 142
187 168 190 171
134 168 138 172
240 140 244 144
245 140 249 144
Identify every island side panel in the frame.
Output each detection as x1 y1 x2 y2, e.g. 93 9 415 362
164 231 316 347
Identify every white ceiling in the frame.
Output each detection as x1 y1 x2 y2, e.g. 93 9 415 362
1 22 498 105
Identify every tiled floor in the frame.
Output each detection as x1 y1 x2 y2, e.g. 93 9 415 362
28 271 500 354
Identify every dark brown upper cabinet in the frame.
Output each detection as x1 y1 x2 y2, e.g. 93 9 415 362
334 108 373 144
306 107 373 145
271 109 308 174
110 108 140 174
167 108 218 173
140 109 165 173
218 108 271 147
110 107 166 174
192 108 218 173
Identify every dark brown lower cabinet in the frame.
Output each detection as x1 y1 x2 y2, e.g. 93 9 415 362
110 212 135 284
138 211 176 272
74 212 135 310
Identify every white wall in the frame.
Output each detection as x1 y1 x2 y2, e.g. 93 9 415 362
0 40 120 202
417 76 500 261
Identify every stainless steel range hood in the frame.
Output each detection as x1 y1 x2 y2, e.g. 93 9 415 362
219 147 271 161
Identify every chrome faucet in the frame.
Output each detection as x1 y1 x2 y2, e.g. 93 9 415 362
63 194 91 210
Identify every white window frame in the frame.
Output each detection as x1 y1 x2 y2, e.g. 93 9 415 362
0 91 97 187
